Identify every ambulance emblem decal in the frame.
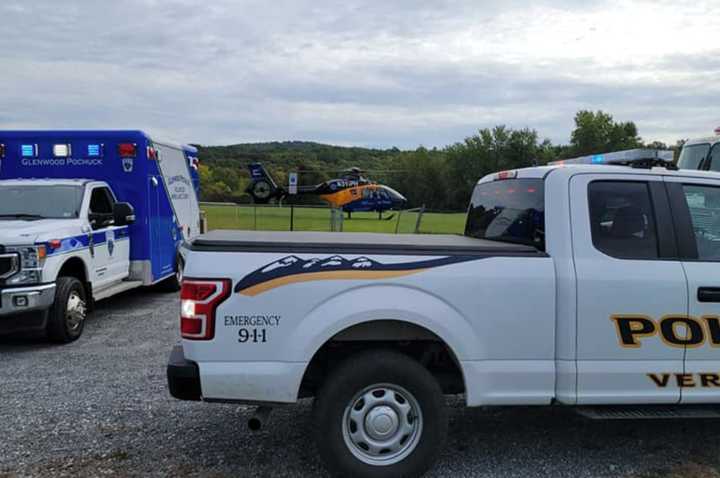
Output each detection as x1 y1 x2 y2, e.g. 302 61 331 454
122 157 134 173
107 230 115 256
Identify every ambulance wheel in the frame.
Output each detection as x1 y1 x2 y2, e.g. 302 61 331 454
159 257 184 292
313 350 447 478
47 277 87 343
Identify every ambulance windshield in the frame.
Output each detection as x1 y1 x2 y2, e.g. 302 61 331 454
0 184 83 219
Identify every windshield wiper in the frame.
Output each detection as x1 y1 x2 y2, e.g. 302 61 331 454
0 213 46 220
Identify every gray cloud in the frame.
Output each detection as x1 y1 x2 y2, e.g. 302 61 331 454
0 0 717 148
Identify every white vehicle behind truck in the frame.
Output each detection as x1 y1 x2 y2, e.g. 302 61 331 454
168 149 720 477
678 127 720 172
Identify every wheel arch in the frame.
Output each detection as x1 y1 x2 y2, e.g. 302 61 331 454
290 285 477 399
56 255 91 298
298 319 467 399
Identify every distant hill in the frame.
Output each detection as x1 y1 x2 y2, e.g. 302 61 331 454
192 141 414 204
193 141 404 171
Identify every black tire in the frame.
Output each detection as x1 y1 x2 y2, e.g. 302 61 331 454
313 350 447 478
46 277 88 343
158 256 184 292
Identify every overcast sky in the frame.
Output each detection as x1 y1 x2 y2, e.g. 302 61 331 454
0 0 717 149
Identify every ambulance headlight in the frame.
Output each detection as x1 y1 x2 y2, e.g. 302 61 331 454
5 269 42 285
7 245 47 269
4 245 46 284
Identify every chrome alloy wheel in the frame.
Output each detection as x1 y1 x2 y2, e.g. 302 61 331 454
342 383 423 466
176 259 184 284
65 291 87 333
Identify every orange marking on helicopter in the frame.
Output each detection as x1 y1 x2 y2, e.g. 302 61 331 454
319 184 379 208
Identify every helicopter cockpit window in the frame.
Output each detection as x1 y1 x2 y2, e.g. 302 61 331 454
465 179 545 250
362 188 372 199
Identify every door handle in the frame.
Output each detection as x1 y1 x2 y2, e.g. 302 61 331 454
698 287 720 303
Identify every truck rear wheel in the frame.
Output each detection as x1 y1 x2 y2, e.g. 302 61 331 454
46 277 87 343
313 350 447 478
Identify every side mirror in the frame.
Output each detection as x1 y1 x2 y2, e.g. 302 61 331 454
113 202 135 226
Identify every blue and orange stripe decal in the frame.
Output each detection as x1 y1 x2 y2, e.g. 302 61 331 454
234 255 478 296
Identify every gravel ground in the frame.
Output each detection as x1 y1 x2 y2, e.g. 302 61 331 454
1 288 719 478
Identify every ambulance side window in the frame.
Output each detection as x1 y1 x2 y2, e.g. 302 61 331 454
89 187 116 229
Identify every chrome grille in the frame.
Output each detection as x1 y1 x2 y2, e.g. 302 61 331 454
0 252 19 279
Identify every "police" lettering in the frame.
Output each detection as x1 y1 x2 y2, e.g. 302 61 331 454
611 315 720 348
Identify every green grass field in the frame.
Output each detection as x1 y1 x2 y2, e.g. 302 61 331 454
202 204 466 235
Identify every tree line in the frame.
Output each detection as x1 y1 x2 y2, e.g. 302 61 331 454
196 110 686 211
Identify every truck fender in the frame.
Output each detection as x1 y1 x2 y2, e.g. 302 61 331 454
286 284 479 366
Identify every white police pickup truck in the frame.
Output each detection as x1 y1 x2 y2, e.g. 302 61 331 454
0 131 201 342
168 149 720 477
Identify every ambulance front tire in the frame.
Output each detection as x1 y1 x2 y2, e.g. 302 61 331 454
159 256 184 292
46 277 88 343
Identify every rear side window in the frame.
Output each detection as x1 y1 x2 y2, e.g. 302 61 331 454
682 184 720 260
588 181 659 259
465 179 545 250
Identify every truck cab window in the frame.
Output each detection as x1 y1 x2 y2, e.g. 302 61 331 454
588 181 659 259
678 143 710 170
89 187 116 229
683 185 720 260
465 179 545 250
708 145 720 173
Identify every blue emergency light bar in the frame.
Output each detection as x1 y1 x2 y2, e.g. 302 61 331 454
550 149 674 167
87 144 102 157
20 144 37 158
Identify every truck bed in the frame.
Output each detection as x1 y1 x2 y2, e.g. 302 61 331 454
189 230 543 256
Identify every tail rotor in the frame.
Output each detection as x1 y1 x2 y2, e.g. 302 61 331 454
246 163 285 203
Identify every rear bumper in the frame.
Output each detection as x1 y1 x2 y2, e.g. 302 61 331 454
167 345 202 401
196 359 307 404
0 283 56 317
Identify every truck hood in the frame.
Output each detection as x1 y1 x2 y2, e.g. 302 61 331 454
0 219 81 246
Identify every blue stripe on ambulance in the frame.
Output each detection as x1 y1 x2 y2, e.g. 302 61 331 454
40 227 130 255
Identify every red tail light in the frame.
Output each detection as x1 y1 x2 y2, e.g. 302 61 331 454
118 143 137 158
147 146 158 160
180 278 231 340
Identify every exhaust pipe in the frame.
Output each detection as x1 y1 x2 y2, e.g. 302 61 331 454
248 406 272 431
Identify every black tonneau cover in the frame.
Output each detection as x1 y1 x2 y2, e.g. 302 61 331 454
189 230 542 257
